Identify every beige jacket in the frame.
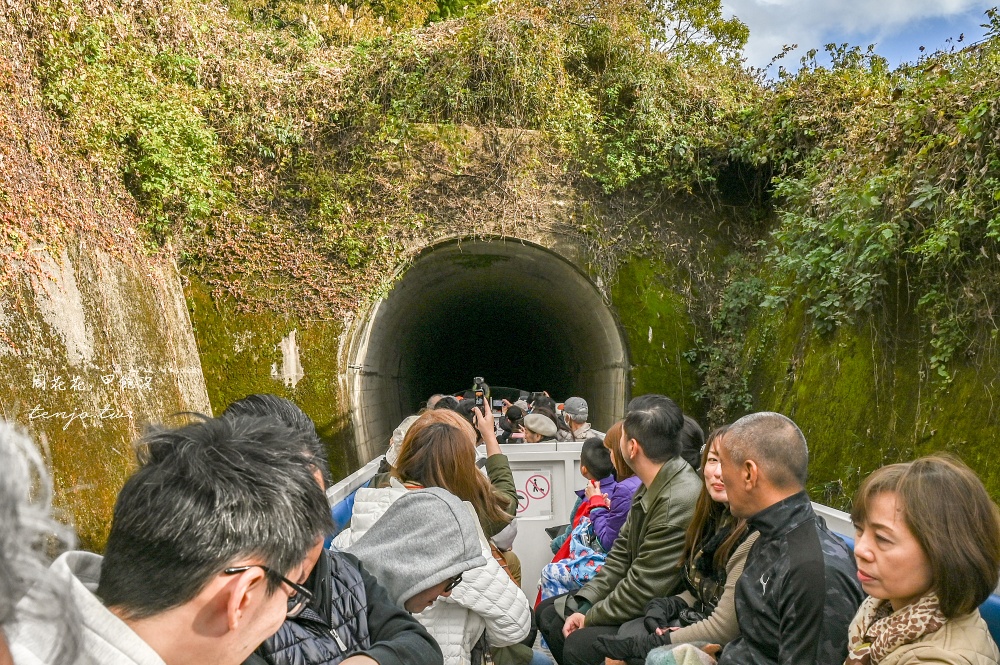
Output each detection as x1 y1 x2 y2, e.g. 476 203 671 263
669 530 761 645
849 607 999 665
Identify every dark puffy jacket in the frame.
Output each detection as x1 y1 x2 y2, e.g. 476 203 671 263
247 550 441 665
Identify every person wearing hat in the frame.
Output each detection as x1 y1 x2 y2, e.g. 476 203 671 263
562 397 605 442
524 413 558 442
499 405 527 444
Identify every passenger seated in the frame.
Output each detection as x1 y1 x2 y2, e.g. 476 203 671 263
592 426 760 663
845 454 1000 664
338 407 518 543
536 395 702 665
11 415 337 665
345 487 485 611
434 395 461 411
334 408 532 665
551 424 629 554
221 395 441 665
677 416 704 471
562 397 605 442
715 412 862 665
0 422 79 665
346 487 532 664
540 438 618 601
524 413 559 443
499 405 527 444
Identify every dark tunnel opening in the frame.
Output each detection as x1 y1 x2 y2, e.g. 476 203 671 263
344 239 629 461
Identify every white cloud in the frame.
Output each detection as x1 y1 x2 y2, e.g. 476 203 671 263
723 0 993 69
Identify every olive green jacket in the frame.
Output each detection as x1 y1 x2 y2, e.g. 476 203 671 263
482 453 518 537
576 456 701 626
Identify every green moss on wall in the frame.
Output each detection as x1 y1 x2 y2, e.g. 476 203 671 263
1 243 209 551
744 311 1000 508
184 277 357 480
1 291 132 551
610 257 701 417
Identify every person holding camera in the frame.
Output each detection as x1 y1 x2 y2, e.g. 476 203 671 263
592 426 759 663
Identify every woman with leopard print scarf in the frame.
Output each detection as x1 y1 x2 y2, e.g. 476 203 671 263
845 455 1000 665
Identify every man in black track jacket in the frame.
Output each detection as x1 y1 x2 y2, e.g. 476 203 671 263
717 412 863 665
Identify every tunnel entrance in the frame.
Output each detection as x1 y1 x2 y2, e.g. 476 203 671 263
344 238 629 461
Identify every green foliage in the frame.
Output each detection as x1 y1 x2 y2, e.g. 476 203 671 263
683 254 764 425
230 0 437 43
429 0 488 22
735 37 1000 384
334 0 756 194
38 1 226 243
647 0 749 65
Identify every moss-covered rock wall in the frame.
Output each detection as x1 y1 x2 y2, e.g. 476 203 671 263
0 240 211 550
741 307 1000 507
610 257 701 418
184 277 358 479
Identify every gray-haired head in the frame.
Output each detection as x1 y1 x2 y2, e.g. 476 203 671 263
0 421 79 665
723 412 808 488
98 415 335 620
220 394 332 486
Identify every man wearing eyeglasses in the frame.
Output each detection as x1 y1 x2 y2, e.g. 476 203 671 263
218 395 445 665
8 415 417 665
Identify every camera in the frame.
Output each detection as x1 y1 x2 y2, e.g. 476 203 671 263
473 376 487 409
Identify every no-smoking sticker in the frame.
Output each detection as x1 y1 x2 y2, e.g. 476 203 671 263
525 474 550 500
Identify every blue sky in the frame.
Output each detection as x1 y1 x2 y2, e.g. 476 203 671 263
722 0 997 72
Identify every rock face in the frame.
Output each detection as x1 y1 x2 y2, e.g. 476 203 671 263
0 239 210 550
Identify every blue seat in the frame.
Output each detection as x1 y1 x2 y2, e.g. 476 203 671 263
835 534 1000 644
324 479 373 548
331 489 358 535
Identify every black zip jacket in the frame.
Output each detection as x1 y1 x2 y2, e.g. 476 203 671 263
718 491 862 665
246 550 442 665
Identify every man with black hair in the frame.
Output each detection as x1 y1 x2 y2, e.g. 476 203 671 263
537 395 701 665
11 415 338 665
222 392 334 485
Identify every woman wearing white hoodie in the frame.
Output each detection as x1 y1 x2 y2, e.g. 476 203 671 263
336 409 532 665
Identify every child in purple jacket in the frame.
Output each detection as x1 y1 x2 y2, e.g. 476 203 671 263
541 436 642 599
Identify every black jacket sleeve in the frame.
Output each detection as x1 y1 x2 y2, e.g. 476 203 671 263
777 527 828 665
352 557 443 665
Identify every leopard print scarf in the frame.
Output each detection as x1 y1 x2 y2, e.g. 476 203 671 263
845 593 946 665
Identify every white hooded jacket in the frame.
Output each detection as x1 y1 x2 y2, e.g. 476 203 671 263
336 485 531 665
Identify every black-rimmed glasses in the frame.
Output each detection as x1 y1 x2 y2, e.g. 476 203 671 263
224 564 314 617
443 573 463 593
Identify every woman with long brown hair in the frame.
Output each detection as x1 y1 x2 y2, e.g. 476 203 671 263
393 407 515 538
334 405 531 665
593 426 760 661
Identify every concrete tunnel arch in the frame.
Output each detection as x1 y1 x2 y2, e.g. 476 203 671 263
343 238 630 462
